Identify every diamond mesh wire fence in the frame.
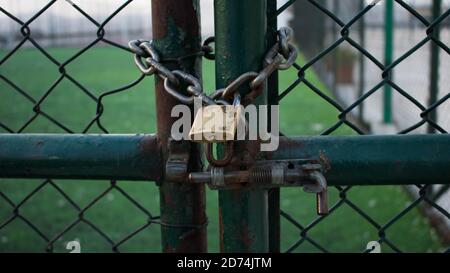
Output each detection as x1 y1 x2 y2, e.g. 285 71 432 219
0 0 161 252
277 0 450 253
0 0 449 253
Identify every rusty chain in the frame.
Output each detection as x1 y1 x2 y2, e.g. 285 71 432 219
128 27 297 106
1 0 448 252
128 27 299 174
129 26 325 212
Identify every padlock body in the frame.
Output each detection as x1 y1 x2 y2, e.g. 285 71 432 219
189 105 243 142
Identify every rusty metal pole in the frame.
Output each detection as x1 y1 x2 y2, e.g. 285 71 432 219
152 0 207 252
215 0 269 252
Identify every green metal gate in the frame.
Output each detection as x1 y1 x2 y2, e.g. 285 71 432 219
0 0 449 253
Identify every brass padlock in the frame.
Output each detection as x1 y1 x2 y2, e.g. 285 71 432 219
189 105 244 142
189 95 245 143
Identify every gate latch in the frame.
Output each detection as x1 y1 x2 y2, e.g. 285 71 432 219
188 160 329 215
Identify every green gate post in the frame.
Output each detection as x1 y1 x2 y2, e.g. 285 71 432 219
427 0 441 133
267 0 280 253
152 0 207 252
383 0 394 124
215 0 269 252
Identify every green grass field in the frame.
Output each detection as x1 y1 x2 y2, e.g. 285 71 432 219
0 46 445 252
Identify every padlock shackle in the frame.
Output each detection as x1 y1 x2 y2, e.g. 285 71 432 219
205 142 234 167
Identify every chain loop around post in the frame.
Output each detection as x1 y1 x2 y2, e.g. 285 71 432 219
278 27 294 58
202 37 215 60
163 70 198 105
129 27 298 108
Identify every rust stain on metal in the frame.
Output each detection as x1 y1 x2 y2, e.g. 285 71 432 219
163 244 175 253
164 191 173 207
319 150 331 172
265 137 300 160
152 0 206 253
152 0 199 40
240 225 254 249
190 183 208 252
140 135 160 154
282 137 303 148
139 135 164 181
229 140 260 171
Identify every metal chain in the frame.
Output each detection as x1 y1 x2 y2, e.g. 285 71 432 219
128 27 297 106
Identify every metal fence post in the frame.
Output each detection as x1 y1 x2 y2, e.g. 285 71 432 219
427 0 441 134
152 0 207 253
383 0 394 124
358 0 366 122
331 0 339 95
215 0 269 252
267 0 280 253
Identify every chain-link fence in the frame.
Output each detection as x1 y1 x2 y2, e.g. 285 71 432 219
0 0 449 253
308 0 450 133
278 0 449 252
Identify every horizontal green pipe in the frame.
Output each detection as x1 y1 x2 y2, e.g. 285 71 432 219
271 135 450 185
1 134 449 186
0 134 162 181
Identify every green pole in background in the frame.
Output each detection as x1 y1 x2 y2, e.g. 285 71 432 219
426 0 442 198
383 0 394 124
215 0 269 252
332 0 339 95
427 0 441 133
358 0 366 121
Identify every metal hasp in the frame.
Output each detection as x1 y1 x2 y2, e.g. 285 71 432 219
189 161 329 215
271 135 450 185
152 0 207 252
0 134 162 180
215 0 269 252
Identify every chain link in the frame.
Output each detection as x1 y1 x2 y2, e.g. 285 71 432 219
129 27 297 106
129 30 297 168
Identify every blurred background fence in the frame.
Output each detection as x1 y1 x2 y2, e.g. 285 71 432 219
289 1 450 234
292 0 450 132
0 0 153 48
0 0 449 252
4 0 445 133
